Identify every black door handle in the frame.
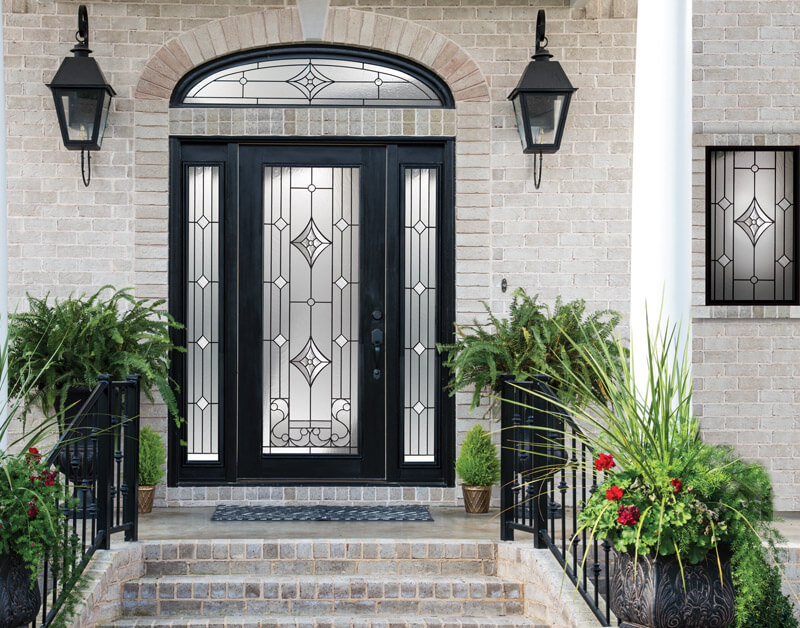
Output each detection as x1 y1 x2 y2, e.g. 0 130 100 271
371 328 383 380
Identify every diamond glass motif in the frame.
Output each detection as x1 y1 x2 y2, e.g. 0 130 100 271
290 338 331 385
197 397 209 411
335 218 349 231
273 334 287 347
274 217 288 231
274 276 288 289
413 282 426 295
779 255 792 268
288 63 334 100
734 198 775 245
197 216 210 229
334 334 348 348
197 336 209 349
778 198 792 212
717 254 731 268
291 219 332 267
334 276 349 290
197 275 209 289
413 401 425 415
413 342 426 355
413 220 426 234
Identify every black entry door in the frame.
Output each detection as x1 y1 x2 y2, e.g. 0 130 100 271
237 145 386 480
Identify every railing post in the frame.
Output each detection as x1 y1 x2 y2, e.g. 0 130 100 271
528 378 550 549
123 374 141 542
94 374 113 550
500 376 515 542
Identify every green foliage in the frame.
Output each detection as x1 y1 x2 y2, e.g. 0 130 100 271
531 313 796 625
0 451 83 628
139 425 166 486
437 289 623 411
455 425 500 486
9 286 185 428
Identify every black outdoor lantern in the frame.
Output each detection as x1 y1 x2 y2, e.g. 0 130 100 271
46 5 115 186
508 10 577 189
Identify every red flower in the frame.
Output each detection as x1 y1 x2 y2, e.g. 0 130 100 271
594 453 615 471
670 478 682 493
617 505 640 526
606 486 624 501
44 470 58 487
27 498 39 519
29 475 40 483
25 447 41 465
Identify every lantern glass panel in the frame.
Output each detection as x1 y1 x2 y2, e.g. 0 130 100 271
97 90 112 149
60 88 102 143
512 97 527 151
523 92 564 148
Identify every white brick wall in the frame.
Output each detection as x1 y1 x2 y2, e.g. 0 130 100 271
693 1 800 510
4 0 635 501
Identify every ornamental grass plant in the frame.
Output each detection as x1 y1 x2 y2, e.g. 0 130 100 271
526 314 797 628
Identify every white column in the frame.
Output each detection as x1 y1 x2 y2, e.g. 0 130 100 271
0 12 7 453
630 0 692 378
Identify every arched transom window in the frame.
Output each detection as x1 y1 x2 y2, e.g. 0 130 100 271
172 45 454 108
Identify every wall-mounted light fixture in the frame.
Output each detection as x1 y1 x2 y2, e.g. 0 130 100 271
508 10 576 189
46 5 115 187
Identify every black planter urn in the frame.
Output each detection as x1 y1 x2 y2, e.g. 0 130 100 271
54 385 97 513
611 548 736 628
0 552 41 628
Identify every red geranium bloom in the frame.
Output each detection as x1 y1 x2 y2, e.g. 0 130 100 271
44 470 58 487
670 478 682 493
594 453 615 471
606 486 624 501
27 498 39 519
25 447 41 465
29 475 40 483
617 505 640 526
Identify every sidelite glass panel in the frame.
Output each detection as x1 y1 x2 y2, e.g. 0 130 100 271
186 166 221 462
404 168 438 463
707 148 798 304
263 167 360 454
183 57 442 107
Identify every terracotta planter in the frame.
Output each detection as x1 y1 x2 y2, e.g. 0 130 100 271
611 548 735 628
0 551 41 628
138 485 155 514
462 485 492 513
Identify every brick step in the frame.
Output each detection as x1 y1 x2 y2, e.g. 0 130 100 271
141 540 496 577
104 615 550 627
121 575 523 617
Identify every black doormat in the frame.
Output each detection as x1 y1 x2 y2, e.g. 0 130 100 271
211 504 433 522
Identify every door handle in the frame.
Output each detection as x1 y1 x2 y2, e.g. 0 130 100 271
371 328 384 380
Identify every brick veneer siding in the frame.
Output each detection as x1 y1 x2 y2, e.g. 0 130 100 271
4 0 635 503
693 1 800 510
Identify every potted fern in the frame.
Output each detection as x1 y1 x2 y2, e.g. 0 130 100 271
9 286 184 430
138 425 165 514
437 289 623 413
455 425 500 513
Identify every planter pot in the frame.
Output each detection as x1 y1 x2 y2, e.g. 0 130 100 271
0 552 41 628
611 548 735 628
462 485 492 513
138 485 155 514
54 386 97 514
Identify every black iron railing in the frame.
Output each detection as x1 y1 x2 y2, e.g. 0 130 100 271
500 377 611 626
36 374 140 627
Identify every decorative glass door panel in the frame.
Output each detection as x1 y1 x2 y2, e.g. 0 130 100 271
263 167 360 455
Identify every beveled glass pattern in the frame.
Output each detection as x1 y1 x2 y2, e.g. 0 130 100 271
186 166 221 462
183 57 442 107
263 167 360 454
403 168 438 463
707 148 797 303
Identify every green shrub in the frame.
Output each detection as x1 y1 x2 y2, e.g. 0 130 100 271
139 425 166 486
455 425 500 486
437 289 623 412
9 286 185 429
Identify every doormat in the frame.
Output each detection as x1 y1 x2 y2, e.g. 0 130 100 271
211 505 433 522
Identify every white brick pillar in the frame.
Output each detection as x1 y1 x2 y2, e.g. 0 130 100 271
630 0 692 374
0 12 7 453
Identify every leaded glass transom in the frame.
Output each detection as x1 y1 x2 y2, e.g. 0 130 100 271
174 47 451 108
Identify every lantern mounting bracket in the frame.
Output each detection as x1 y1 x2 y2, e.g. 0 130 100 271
75 5 89 49
535 10 548 54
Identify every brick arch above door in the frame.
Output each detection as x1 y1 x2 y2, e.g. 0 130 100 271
134 8 489 103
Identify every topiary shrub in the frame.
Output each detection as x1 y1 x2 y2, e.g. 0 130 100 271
455 425 501 487
139 425 166 487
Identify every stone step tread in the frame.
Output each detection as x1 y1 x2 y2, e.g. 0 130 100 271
123 575 522 602
104 615 549 627
141 540 496 563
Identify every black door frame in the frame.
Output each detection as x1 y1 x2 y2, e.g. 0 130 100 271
168 137 455 486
